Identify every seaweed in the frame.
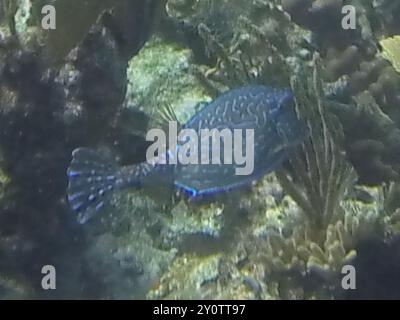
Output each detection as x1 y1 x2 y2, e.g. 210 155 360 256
2 0 18 35
276 57 354 230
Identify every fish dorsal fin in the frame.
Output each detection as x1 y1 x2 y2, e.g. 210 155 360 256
152 103 181 131
194 101 210 112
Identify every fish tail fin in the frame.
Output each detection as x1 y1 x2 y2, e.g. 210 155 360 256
67 148 121 224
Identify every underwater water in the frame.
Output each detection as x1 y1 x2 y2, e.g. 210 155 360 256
0 0 400 300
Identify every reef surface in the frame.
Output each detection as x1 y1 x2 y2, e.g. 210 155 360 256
1 0 400 299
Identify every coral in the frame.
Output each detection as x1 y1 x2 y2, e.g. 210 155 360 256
1 0 400 300
277 59 354 229
55 0 158 145
380 35 400 73
245 176 297 239
147 254 222 299
372 0 400 36
282 0 343 31
330 92 400 184
3 0 159 64
0 273 33 299
164 0 236 64
125 37 211 125
13 0 31 35
164 0 305 94
30 0 116 64
164 201 224 240
325 45 360 81
146 172 380 300
0 150 11 203
82 228 176 299
142 171 294 299
238 60 355 297
250 188 384 299
153 1 395 299
147 250 277 299
279 0 400 185
0 0 159 299
1 1 16 35
140 0 400 300
249 59 398 297
56 19 127 142
343 235 400 299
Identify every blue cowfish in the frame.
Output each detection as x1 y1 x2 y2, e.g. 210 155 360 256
66 85 307 223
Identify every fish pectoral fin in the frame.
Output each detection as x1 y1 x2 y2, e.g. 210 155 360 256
152 103 181 129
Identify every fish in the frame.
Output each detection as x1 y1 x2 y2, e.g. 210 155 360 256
67 85 307 223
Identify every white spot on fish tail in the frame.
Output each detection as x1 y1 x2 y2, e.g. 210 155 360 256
72 201 84 211
67 192 84 201
88 194 96 201
95 202 104 211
